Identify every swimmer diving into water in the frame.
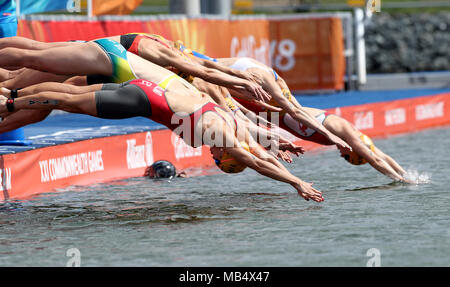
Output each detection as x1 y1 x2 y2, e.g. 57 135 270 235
177 51 411 183
0 63 324 202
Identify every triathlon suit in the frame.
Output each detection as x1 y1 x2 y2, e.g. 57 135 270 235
87 39 137 84
281 112 333 145
119 33 195 83
120 33 172 54
229 57 279 81
95 75 238 147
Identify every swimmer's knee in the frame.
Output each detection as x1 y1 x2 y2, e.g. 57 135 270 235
25 51 47 70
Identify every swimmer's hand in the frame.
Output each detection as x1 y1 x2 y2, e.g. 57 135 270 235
243 71 264 86
177 171 188 178
293 181 324 202
400 177 416 185
243 81 271 102
279 142 305 156
276 150 293 163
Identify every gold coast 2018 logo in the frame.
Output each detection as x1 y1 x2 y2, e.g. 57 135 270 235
366 0 381 13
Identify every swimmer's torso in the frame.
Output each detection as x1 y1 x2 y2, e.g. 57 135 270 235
117 33 196 83
129 78 237 146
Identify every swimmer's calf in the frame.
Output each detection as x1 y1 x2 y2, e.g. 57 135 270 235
179 271 214 285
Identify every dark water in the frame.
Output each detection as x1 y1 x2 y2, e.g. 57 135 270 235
1 126 449 267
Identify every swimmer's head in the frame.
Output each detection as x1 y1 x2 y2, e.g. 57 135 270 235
146 160 177 179
210 142 250 174
341 134 375 165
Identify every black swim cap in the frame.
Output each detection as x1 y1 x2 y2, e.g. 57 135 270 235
147 160 176 179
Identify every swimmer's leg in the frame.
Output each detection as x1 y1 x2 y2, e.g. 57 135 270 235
63 76 89 86
0 67 25 82
1 91 98 116
0 83 150 119
1 69 72 89
0 68 12 82
0 36 81 50
0 110 51 133
4 81 104 98
0 43 112 76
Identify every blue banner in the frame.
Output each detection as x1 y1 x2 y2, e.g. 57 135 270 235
19 0 71 15
0 0 16 14
0 0 17 37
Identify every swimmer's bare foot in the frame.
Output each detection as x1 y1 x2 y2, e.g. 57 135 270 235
0 87 10 96
0 95 9 116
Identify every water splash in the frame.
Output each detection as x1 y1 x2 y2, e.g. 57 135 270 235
404 169 431 184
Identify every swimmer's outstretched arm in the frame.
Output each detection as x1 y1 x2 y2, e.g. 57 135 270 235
260 74 351 152
371 146 406 176
349 137 410 183
233 100 277 128
193 57 252 82
234 110 303 162
140 46 271 102
213 123 323 202
244 129 295 171
226 142 323 202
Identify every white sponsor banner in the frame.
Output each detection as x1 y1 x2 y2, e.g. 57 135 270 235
126 132 154 169
0 168 12 192
385 108 406 126
354 111 374 130
172 135 202 160
415 102 444 121
230 36 270 65
39 150 104 183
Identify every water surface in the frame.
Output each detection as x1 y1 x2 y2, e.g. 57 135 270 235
1 126 449 266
